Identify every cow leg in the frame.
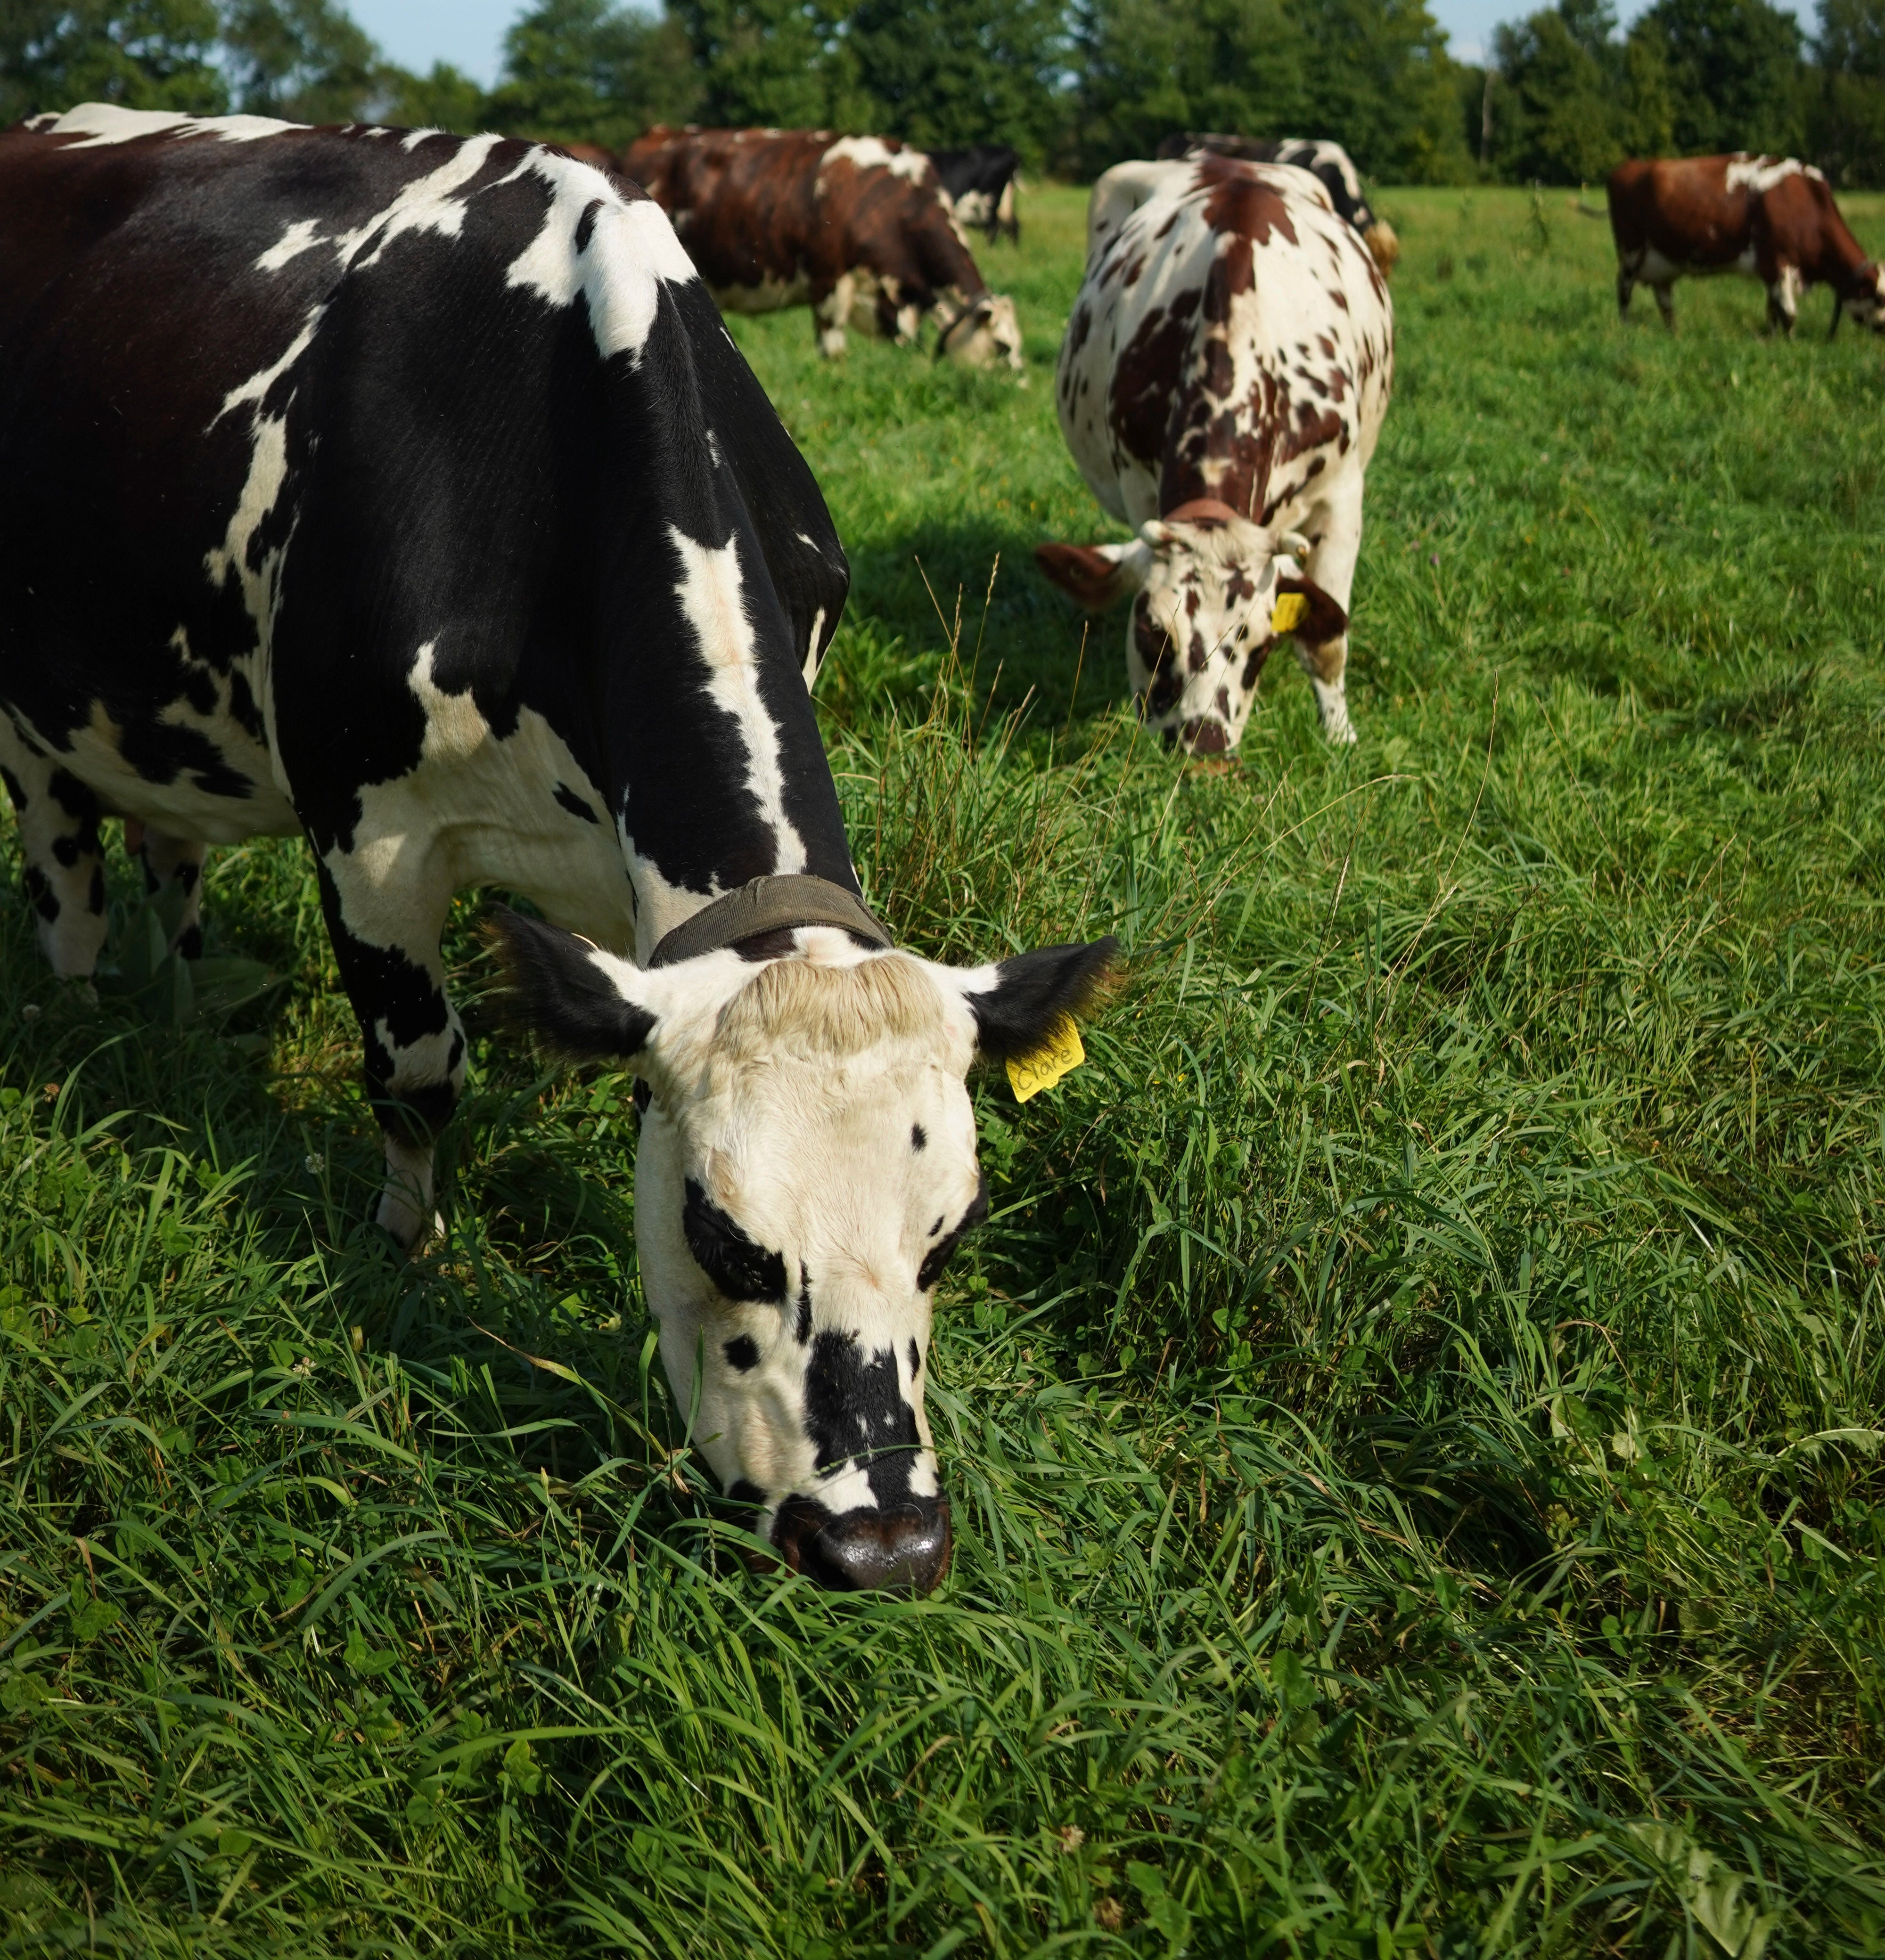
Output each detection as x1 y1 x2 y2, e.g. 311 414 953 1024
314 858 464 1250
1294 483 1365 746
0 722 107 978
1616 251 1640 319
1766 264 1802 336
1653 283 1675 330
133 823 207 959
812 275 855 359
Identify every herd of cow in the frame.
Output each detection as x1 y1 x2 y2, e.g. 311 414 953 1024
0 103 1877 1594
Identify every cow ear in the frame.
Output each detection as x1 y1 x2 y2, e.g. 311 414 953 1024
952 937 1120 1060
487 907 658 1063
1034 539 1151 610
1275 575 1348 645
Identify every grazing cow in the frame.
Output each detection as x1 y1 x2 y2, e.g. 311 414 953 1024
1158 133 1400 278
0 105 1113 1592
1038 154 1393 754
1607 153 1885 335
620 125 1023 367
927 144 1021 244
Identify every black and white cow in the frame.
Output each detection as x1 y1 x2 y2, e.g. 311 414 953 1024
1038 154 1393 753
926 145 1021 244
0 105 1113 1592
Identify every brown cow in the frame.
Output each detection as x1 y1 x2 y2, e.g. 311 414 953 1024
620 126 1023 368
1608 154 1885 336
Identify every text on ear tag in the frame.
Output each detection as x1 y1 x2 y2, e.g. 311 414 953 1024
1270 591 1308 635
1006 1014 1085 1103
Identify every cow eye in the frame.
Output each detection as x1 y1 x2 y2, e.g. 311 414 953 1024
918 1172 990 1292
682 1178 787 1304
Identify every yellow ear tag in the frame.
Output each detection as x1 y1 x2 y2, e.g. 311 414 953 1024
1006 1014 1085 1102
1270 590 1308 635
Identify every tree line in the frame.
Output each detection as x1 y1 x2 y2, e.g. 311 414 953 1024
7 0 1885 188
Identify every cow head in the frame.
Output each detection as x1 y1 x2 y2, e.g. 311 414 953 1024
492 911 1115 1592
936 293 1025 371
1036 499 1345 754
1836 262 1885 334
1363 220 1401 278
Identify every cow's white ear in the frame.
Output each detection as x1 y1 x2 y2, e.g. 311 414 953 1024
939 937 1120 1060
1033 539 1153 610
488 908 661 1063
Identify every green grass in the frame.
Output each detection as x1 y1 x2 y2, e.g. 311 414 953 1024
4 184 1885 1956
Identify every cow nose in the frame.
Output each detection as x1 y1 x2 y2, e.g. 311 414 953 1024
792 1496 953 1593
1178 716 1231 754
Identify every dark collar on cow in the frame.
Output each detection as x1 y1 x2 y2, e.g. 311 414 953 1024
649 874 892 968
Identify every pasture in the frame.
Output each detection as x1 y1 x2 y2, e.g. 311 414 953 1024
3 181 1885 1955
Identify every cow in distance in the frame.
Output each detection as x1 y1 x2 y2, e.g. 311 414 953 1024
1608 153 1885 335
0 105 1113 1592
1037 153 1393 756
926 144 1021 244
620 125 1024 368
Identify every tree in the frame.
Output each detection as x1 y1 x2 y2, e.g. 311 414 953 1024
484 0 702 145
1635 0 1804 155
221 0 379 122
0 0 227 122
1067 0 1307 178
671 0 872 129
1299 0 1473 181
849 0 1066 166
378 61 487 134
1811 0 1885 184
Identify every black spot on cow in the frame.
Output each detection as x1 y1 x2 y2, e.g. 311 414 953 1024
553 781 599 823
910 1123 926 1152
729 1478 765 1508
795 1262 812 1344
803 1329 919 1499
574 197 603 253
682 1178 787 1304
724 1334 759 1371
918 1171 990 1291
23 866 57 922
908 1338 921 1378
52 835 80 868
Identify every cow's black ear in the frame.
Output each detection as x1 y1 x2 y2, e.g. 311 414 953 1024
966 938 1120 1060
1276 576 1349 646
487 908 656 1062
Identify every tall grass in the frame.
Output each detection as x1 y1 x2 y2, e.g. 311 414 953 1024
3 187 1884 1955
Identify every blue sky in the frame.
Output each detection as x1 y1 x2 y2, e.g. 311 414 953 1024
350 0 1811 85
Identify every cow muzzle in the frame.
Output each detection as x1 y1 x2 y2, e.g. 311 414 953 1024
772 1491 953 1593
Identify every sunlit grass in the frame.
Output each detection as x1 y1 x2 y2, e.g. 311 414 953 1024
3 186 1884 1955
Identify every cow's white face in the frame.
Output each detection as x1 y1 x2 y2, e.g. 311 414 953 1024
1036 500 1345 754
937 293 1025 371
493 913 1114 1591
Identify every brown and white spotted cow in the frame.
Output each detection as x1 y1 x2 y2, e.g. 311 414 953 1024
1608 154 1885 336
619 126 1023 368
1037 155 1393 754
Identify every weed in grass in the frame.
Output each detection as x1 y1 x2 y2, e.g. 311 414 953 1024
3 187 1885 1957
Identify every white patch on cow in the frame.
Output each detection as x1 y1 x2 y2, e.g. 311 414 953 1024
255 218 328 274
801 606 827 689
500 151 701 360
817 135 931 193
952 188 994 228
1725 155 1806 196
337 132 505 272
666 525 808 877
39 105 298 147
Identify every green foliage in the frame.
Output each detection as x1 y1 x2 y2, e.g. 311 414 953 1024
6 186 1885 1953
849 0 1067 170
1811 0 1885 186
221 0 379 122
0 0 227 123
1492 0 1679 187
670 0 873 131
483 0 701 148
1639 0 1807 156
1299 0 1475 183
377 60 487 136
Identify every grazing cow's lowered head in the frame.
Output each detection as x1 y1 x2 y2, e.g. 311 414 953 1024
495 910 1115 1593
936 291 1024 370
1038 500 1345 754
